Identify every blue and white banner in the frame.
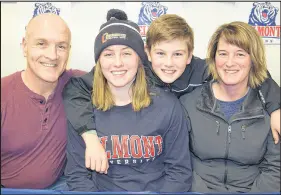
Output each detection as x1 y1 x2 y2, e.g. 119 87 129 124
17 2 71 42
137 2 168 43
236 2 280 45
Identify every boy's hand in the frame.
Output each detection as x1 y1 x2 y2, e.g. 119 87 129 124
270 109 280 144
82 132 109 174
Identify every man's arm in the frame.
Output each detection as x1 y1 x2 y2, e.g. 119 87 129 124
65 120 98 192
160 99 192 192
249 129 280 192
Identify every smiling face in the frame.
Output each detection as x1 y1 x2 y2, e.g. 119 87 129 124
215 38 252 88
147 39 192 83
99 45 139 89
22 14 71 84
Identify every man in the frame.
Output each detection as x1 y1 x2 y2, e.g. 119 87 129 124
1 13 84 189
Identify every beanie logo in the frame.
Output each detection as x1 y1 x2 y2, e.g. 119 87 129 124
102 33 127 43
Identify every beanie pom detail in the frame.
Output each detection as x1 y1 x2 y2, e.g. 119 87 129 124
106 9 128 21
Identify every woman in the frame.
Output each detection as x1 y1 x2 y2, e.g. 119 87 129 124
180 21 280 193
65 10 192 192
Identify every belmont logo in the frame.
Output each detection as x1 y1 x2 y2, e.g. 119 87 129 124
253 26 280 38
248 2 280 44
137 2 168 42
100 135 163 165
102 33 126 43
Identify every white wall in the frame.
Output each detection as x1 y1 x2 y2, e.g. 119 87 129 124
1 2 25 76
1 2 280 85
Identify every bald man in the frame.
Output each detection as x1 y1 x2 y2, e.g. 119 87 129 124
1 13 84 190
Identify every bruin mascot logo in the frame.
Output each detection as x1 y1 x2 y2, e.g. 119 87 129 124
33 2 60 18
248 2 280 44
138 2 168 42
138 2 168 25
248 2 278 26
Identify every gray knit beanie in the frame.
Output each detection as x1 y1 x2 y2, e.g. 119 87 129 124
94 9 147 64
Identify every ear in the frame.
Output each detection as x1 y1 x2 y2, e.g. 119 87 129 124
186 51 193 65
21 37 27 57
144 45 152 62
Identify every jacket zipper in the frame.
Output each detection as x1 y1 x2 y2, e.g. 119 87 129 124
224 125 231 189
198 105 264 190
241 125 246 139
240 118 262 140
216 121 220 135
222 115 264 188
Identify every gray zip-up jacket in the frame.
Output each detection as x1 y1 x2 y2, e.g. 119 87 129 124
180 82 280 193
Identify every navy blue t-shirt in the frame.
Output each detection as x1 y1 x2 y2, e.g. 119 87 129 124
65 87 192 192
218 93 248 121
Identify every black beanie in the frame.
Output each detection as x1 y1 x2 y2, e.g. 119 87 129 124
94 9 147 64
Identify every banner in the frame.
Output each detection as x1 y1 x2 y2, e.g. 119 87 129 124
235 2 280 45
17 2 71 43
136 2 168 43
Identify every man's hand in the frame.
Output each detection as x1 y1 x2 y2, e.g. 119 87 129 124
81 131 109 174
270 109 280 144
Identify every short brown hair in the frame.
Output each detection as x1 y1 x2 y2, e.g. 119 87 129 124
146 14 194 55
206 21 268 88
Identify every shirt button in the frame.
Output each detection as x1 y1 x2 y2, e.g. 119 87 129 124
44 118 47 123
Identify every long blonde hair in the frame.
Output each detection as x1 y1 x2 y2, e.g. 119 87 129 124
92 60 151 111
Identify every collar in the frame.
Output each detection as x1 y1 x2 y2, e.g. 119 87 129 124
196 81 265 123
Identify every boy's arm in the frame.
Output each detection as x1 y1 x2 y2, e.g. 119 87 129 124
202 60 211 83
270 109 280 144
82 131 108 174
65 121 98 192
63 68 95 135
63 67 108 172
161 100 192 192
249 129 280 192
257 71 280 143
258 71 280 115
